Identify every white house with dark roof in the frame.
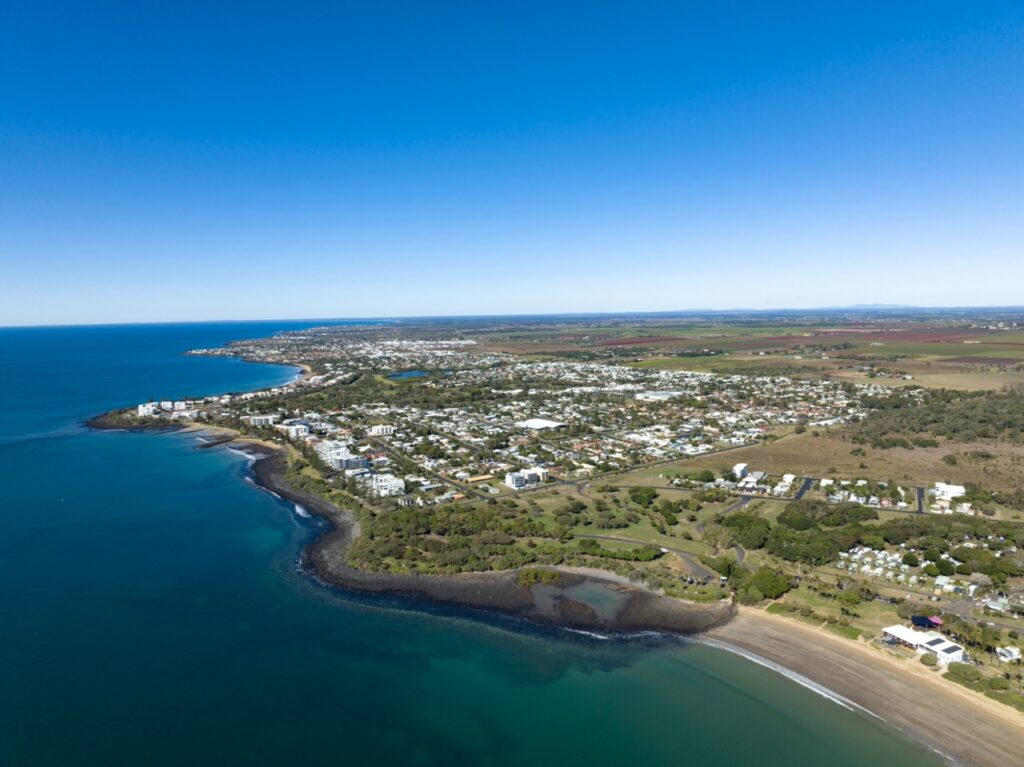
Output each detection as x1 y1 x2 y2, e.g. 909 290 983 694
883 624 965 665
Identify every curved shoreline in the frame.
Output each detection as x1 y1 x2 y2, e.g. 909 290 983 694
208 434 1024 767
238 440 735 635
83 359 305 433
707 609 1024 767
87 416 1023 767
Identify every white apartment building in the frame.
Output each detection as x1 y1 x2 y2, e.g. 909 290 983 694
371 474 406 497
315 440 368 470
245 414 279 427
504 467 549 489
277 423 309 439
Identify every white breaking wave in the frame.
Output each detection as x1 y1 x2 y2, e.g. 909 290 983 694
565 628 611 640
294 503 311 518
564 629 670 642
226 447 256 464
700 638 961 765
699 637 860 712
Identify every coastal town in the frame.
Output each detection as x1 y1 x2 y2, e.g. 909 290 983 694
15 5 1024 765
100 318 1024 724
150 334 883 488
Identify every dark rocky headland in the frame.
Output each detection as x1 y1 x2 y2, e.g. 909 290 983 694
87 412 735 635
245 441 735 635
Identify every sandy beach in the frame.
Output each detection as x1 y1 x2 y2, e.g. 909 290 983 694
93 417 1024 764
707 608 1024 767
90 417 1024 765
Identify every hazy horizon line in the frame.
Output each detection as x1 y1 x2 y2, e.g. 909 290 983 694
5 303 1024 330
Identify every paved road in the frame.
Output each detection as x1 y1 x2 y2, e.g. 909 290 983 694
496 459 936 524
944 597 1022 633
820 567 1024 632
374 441 492 501
793 476 815 500
573 533 718 579
500 440 760 499
721 495 754 514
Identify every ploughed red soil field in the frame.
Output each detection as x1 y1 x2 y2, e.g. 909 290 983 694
719 326 1018 351
940 356 1019 365
598 336 679 346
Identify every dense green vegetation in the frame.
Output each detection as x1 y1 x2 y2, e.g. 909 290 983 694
854 388 1024 445
721 512 771 549
776 501 879 529
627 486 659 507
348 501 557 573
944 662 1024 713
344 490 680 578
710 498 1024 579
957 485 1024 513
576 538 663 561
700 553 792 605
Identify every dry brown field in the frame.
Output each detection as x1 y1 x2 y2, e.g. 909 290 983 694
681 431 1024 491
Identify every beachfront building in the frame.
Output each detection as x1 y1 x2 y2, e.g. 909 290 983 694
315 440 369 470
137 402 159 417
277 423 309 439
882 624 966 665
245 414 279 427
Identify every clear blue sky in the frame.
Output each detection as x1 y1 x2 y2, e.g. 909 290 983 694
2 2 1023 325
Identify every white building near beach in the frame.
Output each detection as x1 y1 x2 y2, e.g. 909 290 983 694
882 625 965 665
245 414 279 427
277 423 309 439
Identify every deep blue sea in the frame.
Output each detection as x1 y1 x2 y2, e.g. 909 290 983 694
0 322 944 766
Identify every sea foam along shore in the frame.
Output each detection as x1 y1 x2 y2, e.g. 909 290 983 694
706 608 1024 767
230 432 1024 767
88 417 1024 764
213 435 736 636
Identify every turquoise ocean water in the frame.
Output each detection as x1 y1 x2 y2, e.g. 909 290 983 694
0 322 944 766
